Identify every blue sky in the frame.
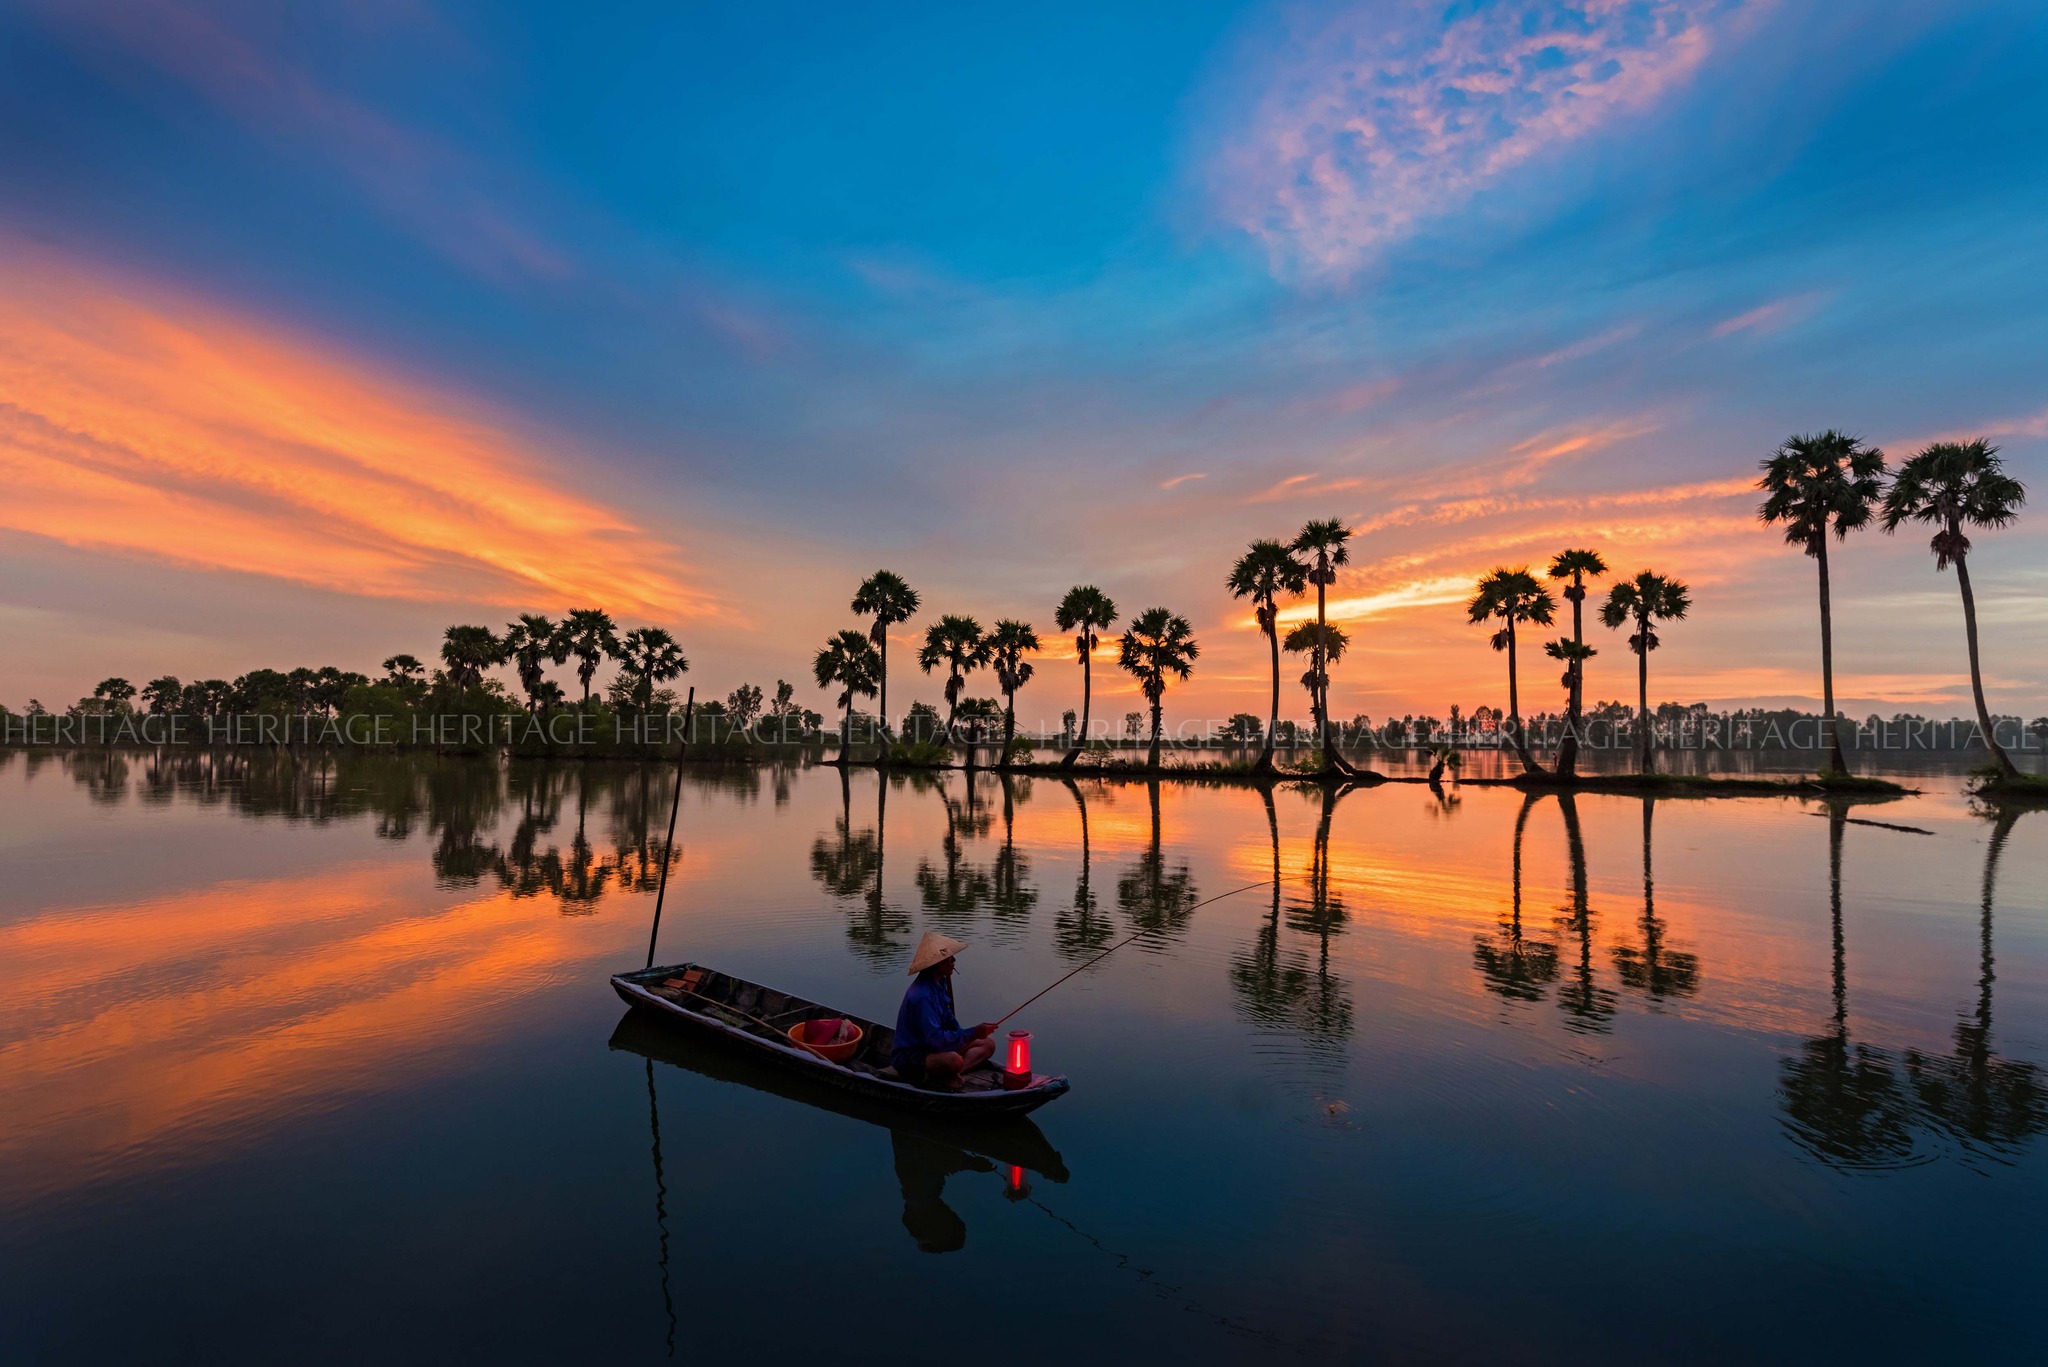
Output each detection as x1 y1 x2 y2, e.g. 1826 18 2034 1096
1 0 2044 721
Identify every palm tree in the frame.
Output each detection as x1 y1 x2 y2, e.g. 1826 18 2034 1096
1053 586 1117 769
141 675 183 715
617 627 689 711
813 630 881 763
1467 568 1555 774
504 613 569 714
987 619 1041 770
381 654 426 689
560 609 621 704
1117 607 1199 769
917 614 989 744
1291 519 1358 776
1600 572 1689 775
440 624 504 691
1227 540 1310 773
1283 621 1348 756
1758 432 1887 775
1882 440 2028 780
1545 549 1607 777
852 571 921 740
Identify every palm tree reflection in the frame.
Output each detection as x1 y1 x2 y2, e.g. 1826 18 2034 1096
1903 804 2047 1162
1055 779 1114 958
811 767 906 964
1552 793 1616 1035
1116 779 1197 943
986 774 1039 938
1231 785 1353 1049
1473 793 1560 1003
1777 802 1916 1169
1611 798 1700 1003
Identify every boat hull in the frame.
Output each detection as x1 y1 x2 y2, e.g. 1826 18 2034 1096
611 963 1070 1118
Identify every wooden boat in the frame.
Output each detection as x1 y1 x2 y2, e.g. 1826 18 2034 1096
612 961 1071 1117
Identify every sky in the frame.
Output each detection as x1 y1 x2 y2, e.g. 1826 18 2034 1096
2 0 2045 727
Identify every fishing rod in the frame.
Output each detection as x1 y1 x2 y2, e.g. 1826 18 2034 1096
990 877 1273 1029
644 688 698 970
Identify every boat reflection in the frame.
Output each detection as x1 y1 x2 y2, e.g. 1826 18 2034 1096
609 1007 1070 1264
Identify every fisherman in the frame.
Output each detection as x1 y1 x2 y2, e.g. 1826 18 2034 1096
893 932 996 1088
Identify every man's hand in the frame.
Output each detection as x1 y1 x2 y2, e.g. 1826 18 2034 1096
974 1022 997 1039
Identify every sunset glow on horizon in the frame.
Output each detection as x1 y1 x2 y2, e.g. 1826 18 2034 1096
1 0 2042 723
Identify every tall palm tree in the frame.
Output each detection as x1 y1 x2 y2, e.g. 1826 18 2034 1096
813 629 881 764
1290 519 1358 776
916 614 989 744
1758 431 1887 775
1227 540 1310 772
1882 439 2028 780
440 624 504 691
1467 568 1555 774
1545 548 1607 777
987 619 1041 770
1117 607 1199 769
852 571 921 741
617 627 689 711
503 613 569 714
1053 586 1117 769
1600 572 1689 775
560 609 621 704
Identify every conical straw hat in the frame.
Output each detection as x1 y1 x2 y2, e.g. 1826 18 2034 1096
908 931 968 975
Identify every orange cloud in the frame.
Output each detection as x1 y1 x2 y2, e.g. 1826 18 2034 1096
0 248 709 618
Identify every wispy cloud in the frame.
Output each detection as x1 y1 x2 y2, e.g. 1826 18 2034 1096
1211 0 1754 280
1161 471 1208 490
1710 292 1820 338
0 248 708 617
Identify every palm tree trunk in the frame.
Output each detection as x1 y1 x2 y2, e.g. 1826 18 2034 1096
1817 538 1846 774
1636 625 1652 775
1148 697 1163 770
1313 575 1354 777
998 692 1017 771
1506 618 1535 774
878 632 890 743
1954 545 2020 778
837 696 853 766
1257 621 1279 772
1556 577 1583 778
1061 648 1090 771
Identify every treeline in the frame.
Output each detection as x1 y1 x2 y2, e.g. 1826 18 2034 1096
0 611 825 754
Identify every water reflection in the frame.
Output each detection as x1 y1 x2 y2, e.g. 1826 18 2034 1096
1778 802 1919 1169
1903 804 2048 1163
1472 794 1561 1003
1055 779 1114 958
1116 780 1198 944
610 1009 1070 1260
1552 794 1617 1035
1611 798 1701 1003
1230 786 1353 1052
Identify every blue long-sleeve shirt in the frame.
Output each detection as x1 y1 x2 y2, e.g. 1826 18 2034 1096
893 973 972 1070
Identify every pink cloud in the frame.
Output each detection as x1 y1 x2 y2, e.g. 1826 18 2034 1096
1210 0 1758 280
1160 472 1209 490
1710 292 1820 339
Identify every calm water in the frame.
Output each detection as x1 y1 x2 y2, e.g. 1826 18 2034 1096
3 749 2045 1364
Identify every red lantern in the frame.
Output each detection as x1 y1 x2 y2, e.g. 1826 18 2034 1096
1003 1030 1032 1090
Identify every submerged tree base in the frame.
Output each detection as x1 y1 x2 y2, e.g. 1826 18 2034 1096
1968 768 2048 801
1488 770 1916 797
